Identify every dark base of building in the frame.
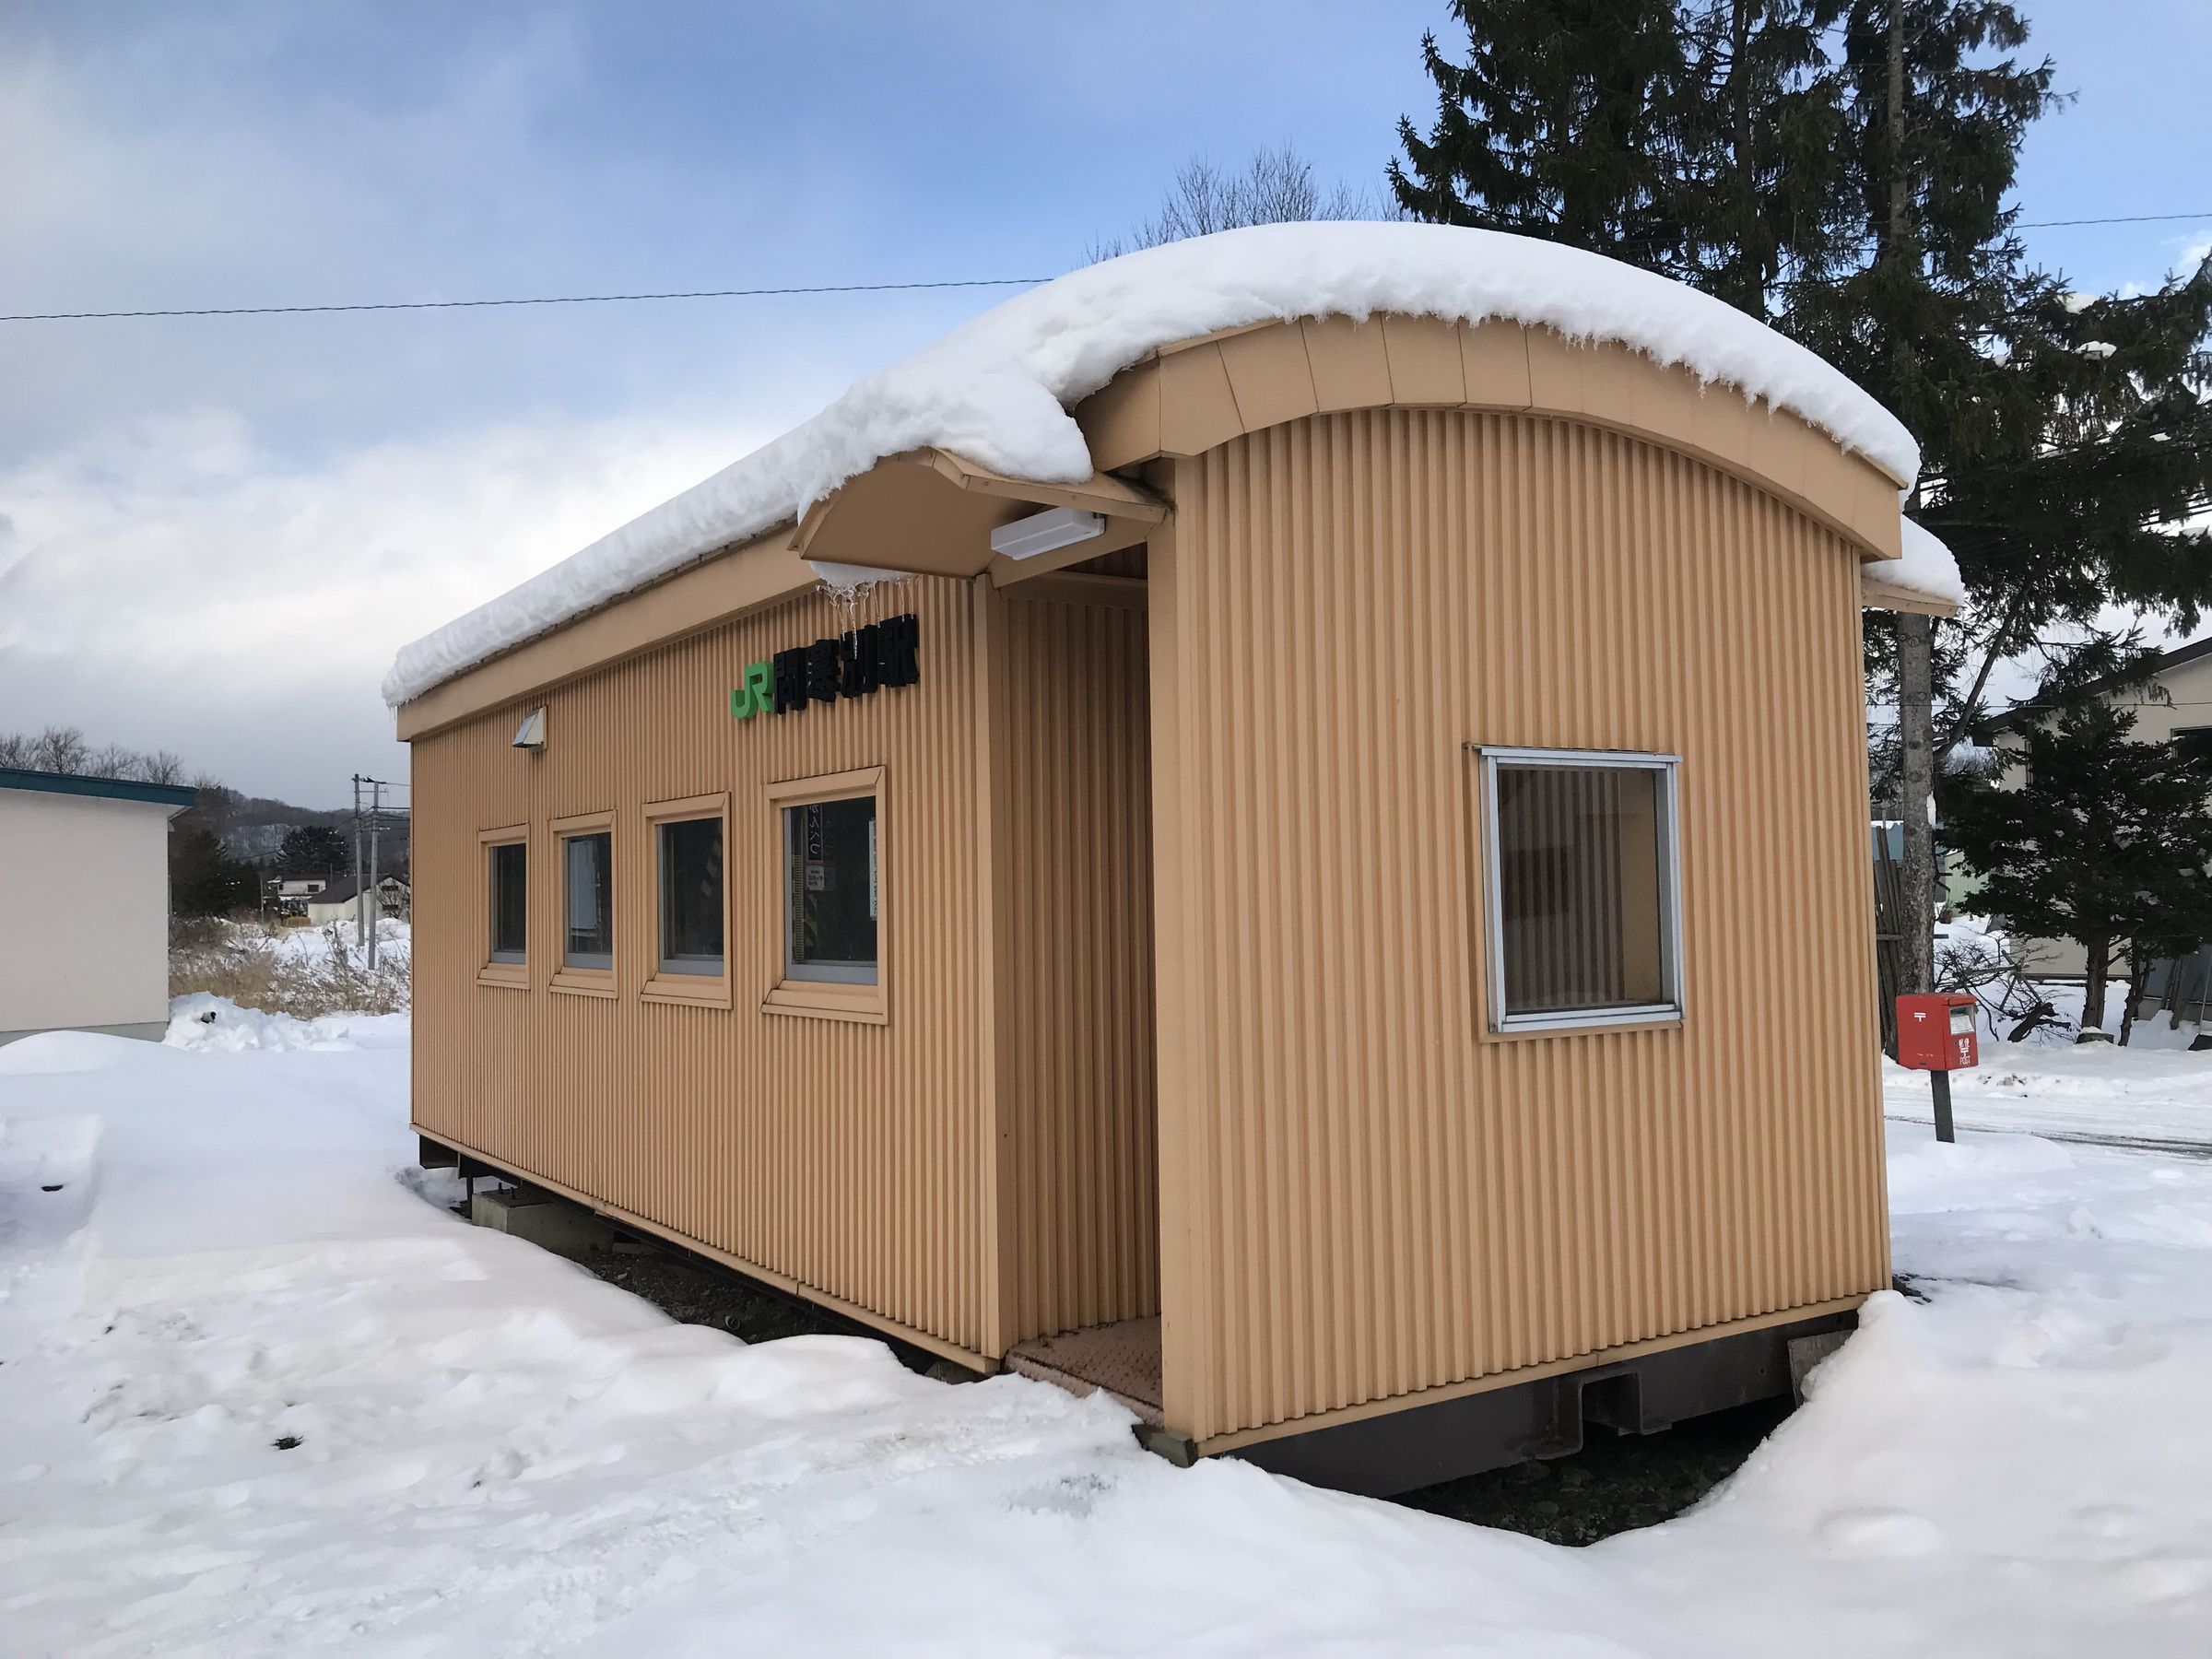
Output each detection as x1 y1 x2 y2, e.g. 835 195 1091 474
425 1133 1851 1502
1189 1312 1853 1499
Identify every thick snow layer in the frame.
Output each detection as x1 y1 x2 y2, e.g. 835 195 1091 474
264 917 411 969
1886 1040 2212 1149
1864 515 1967 607
6 1014 2212 1652
166 991 411 1053
385 222 1922 706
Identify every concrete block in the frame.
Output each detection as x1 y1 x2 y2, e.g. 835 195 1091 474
470 1186 618 1259
1787 1329 1851 1400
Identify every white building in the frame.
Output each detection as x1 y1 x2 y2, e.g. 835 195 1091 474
0 768 194 1044
302 875 408 928
1984 637 2212 983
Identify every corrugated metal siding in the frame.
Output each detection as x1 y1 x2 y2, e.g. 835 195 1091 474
411 579 991 1354
1152 408 1886 1442
995 585 1159 1341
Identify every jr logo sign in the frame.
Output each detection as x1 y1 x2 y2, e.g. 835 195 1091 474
730 613 920 720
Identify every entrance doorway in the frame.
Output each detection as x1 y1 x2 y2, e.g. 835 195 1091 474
990 546 1161 1402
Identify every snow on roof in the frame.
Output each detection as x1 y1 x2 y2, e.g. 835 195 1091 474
1865 518 1967 609
385 221 1923 707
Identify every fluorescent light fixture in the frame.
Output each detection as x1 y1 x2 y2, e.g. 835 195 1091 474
989 506 1104 560
512 706 547 749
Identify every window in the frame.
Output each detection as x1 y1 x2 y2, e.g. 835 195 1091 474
480 829 528 986
1474 747 1683 1033
644 793 730 1005
763 767 886 1023
784 795 877 981
564 832 613 965
550 810 616 993
662 818 725 970
2172 726 2212 771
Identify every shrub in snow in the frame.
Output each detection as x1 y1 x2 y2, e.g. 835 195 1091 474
170 920 410 1018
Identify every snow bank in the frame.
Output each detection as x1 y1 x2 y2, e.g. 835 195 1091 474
11 1038 2212 1652
385 221 1921 706
1863 516 1966 608
165 992 410 1053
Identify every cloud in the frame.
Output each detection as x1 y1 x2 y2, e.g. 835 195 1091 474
0 408 770 803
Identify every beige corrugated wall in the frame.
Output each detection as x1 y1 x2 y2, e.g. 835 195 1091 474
411 579 992 1358
1149 407 1887 1444
991 582 1159 1342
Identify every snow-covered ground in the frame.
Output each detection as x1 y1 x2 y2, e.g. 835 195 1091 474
4 1008 2209 1655
264 916 411 970
1887 1043 2212 1151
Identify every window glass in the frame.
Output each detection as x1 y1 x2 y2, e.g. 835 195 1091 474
783 795 877 982
2171 727 2212 770
488 841 526 963
563 830 613 969
1492 762 1670 1020
659 816 724 973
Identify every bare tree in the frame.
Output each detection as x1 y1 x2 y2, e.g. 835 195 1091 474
1091 144 1385 261
28 725 89 775
0 728 190 784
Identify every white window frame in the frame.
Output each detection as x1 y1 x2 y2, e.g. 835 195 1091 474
1473 745 1685 1035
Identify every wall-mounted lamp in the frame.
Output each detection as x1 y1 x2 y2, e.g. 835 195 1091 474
512 706 547 750
989 506 1104 561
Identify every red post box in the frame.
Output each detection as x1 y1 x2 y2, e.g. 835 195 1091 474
1897 992 1978 1071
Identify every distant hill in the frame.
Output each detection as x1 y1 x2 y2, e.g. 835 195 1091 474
217 795 409 870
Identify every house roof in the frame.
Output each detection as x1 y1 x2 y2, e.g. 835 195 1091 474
304 875 407 905
1982 633 2212 733
384 221 1923 710
0 767 196 811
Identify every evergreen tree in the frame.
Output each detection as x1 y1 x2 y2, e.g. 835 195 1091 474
1674 1 1854 314
1393 1 1858 317
1945 696 2212 1038
1793 0 2056 991
1796 4 2210 987
278 823 348 877
1925 263 2212 752
171 824 257 918
1390 0 1698 275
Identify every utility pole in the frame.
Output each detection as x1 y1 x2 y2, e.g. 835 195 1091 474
350 773 367 950
367 778 382 971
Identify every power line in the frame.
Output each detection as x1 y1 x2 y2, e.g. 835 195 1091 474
2016 211 2212 229
6 210 2206 325
0 275 1055 324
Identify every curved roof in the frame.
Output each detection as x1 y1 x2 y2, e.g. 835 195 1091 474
1861 519 1965 615
387 222 1921 708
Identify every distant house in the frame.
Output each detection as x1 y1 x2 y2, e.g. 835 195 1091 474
1983 635 2212 989
302 874 409 927
0 768 195 1044
272 875 335 918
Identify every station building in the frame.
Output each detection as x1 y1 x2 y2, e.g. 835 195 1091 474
390 224 1958 1489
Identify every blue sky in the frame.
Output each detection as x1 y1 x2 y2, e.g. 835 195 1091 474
2 1 2205 802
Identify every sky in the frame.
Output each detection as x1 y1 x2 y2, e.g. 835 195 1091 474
3 2 2206 806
